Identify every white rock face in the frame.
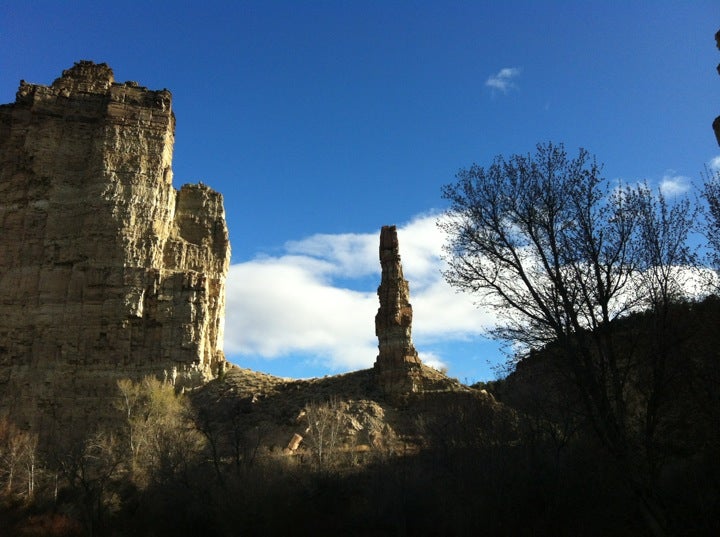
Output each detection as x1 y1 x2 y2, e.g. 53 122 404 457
0 61 230 430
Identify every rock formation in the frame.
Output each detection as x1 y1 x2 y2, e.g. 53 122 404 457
374 225 422 394
0 61 230 431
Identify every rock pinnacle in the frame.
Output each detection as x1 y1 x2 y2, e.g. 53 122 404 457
374 225 422 394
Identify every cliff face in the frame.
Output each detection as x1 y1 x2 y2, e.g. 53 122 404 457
374 225 422 394
0 62 230 429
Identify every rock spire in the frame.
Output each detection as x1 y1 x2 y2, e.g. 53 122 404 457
0 61 230 431
374 225 422 394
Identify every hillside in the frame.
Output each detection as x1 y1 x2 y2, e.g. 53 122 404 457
190 362 484 458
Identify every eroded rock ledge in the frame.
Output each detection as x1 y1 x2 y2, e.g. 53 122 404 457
0 61 230 430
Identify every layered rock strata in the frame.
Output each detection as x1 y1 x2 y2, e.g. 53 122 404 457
373 225 422 394
0 61 230 430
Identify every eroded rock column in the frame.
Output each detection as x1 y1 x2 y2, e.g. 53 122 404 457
374 225 422 394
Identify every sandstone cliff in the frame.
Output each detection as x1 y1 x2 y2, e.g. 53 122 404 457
0 61 230 430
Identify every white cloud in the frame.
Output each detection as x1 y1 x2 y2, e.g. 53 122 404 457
223 211 715 378
485 67 521 93
659 172 690 196
709 155 720 172
418 351 447 373
284 232 377 279
223 214 495 374
224 258 378 370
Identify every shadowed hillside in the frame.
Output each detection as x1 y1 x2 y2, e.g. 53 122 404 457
190 362 482 458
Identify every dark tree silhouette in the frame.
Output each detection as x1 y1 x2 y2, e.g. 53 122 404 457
440 142 695 536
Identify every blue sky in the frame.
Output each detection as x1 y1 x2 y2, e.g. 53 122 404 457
2 1 719 382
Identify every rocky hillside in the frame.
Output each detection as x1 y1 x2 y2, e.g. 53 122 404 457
190 362 488 458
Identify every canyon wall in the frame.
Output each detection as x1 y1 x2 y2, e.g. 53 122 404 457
0 61 230 430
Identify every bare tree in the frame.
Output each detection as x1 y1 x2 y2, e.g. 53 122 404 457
116 377 205 487
702 165 720 276
53 431 124 537
0 416 39 499
303 397 345 469
227 406 266 473
440 142 695 536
